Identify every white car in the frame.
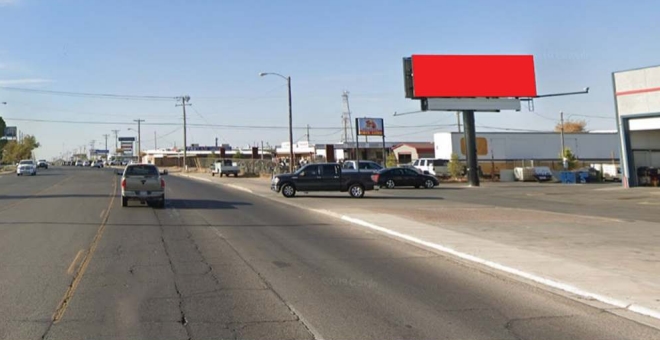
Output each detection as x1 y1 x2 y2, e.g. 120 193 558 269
16 160 37 176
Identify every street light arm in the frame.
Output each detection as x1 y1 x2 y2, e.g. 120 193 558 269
259 72 288 81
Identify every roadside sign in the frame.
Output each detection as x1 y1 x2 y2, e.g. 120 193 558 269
95 149 109 154
118 137 136 142
3 126 17 138
356 118 384 136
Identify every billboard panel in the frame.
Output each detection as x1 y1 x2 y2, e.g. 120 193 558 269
120 142 133 150
95 149 109 154
356 118 384 136
118 137 136 142
411 55 537 98
3 126 17 138
614 65 660 117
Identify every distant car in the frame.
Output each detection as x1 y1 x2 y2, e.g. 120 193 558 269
211 159 239 177
119 164 167 208
372 167 439 189
16 160 37 176
92 160 103 168
37 160 48 169
83 161 91 167
75 160 83 167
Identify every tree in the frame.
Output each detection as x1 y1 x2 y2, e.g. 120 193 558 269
0 117 6 155
386 153 397 168
561 148 578 170
2 135 41 164
232 150 242 159
555 119 587 133
448 153 463 179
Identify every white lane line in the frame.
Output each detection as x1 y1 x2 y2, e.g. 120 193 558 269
99 209 106 219
334 213 660 321
224 184 254 194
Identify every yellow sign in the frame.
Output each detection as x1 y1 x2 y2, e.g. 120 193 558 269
460 137 488 156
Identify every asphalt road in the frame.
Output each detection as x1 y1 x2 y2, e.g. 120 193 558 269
1 167 659 340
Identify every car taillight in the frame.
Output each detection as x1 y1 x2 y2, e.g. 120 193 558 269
121 179 126 189
371 174 379 183
161 179 165 188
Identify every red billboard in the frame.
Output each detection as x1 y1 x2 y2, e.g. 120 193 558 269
411 55 537 98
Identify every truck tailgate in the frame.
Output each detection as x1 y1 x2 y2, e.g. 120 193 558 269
125 176 162 192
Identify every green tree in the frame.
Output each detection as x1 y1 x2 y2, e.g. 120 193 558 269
0 117 7 156
232 150 242 160
448 153 463 179
2 135 41 164
386 153 397 168
561 148 578 170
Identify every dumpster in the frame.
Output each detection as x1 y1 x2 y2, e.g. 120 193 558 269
560 171 576 184
577 171 590 183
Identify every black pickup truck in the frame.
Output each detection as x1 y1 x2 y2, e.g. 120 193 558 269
271 163 375 198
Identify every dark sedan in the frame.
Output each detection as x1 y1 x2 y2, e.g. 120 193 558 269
371 167 439 189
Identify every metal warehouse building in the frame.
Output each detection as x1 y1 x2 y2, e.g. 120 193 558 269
433 132 620 175
613 64 660 187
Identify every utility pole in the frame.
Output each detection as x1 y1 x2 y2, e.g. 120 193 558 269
306 124 310 143
560 111 566 169
134 119 145 161
261 141 264 160
154 131 157 150
176 96 191 171
456 112 462 133
111 129 120 154
102 134 109 151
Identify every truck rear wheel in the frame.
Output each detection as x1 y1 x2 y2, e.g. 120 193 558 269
281 184 296 198
349 184 365 198
121 196 128 207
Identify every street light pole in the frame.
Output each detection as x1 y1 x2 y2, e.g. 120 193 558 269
260 72 294 173
287 76 294 173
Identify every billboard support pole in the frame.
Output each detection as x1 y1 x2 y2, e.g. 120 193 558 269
462 110 480 187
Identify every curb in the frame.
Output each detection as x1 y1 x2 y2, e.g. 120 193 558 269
174 172 660 322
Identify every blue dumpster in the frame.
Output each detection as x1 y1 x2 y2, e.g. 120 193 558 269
577 171 589 183
560 171 576 184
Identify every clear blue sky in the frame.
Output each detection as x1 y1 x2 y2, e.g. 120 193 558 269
1 0 659 159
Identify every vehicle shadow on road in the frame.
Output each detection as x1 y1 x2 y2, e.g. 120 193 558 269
0 194 110 199
166 198 252 210
295 195 444 200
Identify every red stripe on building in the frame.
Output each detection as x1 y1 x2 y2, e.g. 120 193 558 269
616 86 660 96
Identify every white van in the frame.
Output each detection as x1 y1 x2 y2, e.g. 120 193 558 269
413 158 450 177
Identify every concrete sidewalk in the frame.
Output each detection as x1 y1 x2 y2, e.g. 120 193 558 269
174 172 660 324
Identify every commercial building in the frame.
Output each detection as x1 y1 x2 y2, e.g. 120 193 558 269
433 132 620 175
613 64 660 187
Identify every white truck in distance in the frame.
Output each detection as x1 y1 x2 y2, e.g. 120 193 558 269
413 158 450 177
591 164 622 181
212 160 240 177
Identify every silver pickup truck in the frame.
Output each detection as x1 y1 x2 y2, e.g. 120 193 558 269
118 164 168 208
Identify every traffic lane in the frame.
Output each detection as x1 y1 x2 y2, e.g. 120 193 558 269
158 176 660 339
0 167 116 340
0 166 80 213
45 175 314 340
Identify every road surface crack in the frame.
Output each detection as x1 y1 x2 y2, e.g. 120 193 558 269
154 211 193 340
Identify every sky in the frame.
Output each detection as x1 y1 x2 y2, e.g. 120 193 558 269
1 0 660 159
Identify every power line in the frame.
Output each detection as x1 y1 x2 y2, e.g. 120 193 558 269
0 86 178 101
3 117 466 130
